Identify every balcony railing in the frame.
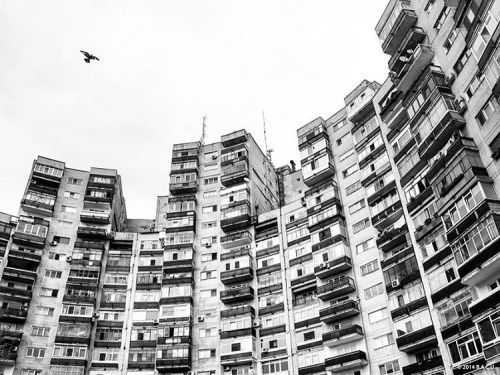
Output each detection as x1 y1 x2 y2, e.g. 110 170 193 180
394 45 435 94
169 181 198 195
325 350 367 372
80 210 110 224
396 325 437 353
220 286 254 304
11 231 47 248
322 325 363 347
314 256 352 279
402 356 444 375
221 167 249 188
77 226 108 239
319 300 359 324
220 230 252 249
222 129 248 147
220 267 254 285
317 277 356 301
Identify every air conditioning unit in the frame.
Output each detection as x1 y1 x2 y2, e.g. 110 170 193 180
153 319 159 324
392 279 400 287
50 241 58 246
455 97 467 115
218 328 223 333
445 72 456 86
187 372 194 375
66 256 72 262
319 262 326 269
301 197 306 207
224 367 231 372
198 316 205 322
262 347 269 352
109 231 116 238
212 155 218 160
205 243 212 248
252 321 260 328
93 312 99 318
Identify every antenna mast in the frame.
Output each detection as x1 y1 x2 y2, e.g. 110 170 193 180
200 116 207 146
262 111 274 164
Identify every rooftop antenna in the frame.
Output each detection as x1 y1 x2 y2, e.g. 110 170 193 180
262 111 274 164
200 116 207 146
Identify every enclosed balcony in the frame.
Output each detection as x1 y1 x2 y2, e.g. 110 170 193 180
156 357 191 373
389 27 426 76
171 142 199 163
325 351 367 372
169 181 198 195
402 356 444 375
322 325 363 347
394 45 435 94
298 120 328 150
80 209 110 224
32 160 64 183
396 325 437 353
84 188 114 204
220 285 254 304
87 174 116 189
220 230 252 249
0 307 28 323
12 218 49 249
221 305 255 319
469 287 500 319
376 0 418 55
317 277 356 301
314 256 352 279
21 190 55 216
222 129 248 147
319 300 359 324
0 348 18 366
7 248 42 270
378 224 409 251
220 267 254 285
221 161 249 187
220 202 251 232
302 149 335 187
220 145 248 167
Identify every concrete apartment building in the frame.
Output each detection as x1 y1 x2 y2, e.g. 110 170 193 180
2 1 500 375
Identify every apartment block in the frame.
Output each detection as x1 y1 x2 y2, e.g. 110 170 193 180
2 1 500 375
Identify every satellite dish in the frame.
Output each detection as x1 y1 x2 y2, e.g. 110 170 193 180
399 56 409 62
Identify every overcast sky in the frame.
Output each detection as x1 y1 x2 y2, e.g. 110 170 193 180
0 0 389 219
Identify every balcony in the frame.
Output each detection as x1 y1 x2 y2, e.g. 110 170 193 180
396 325 437 353
84 191 113 204
221 162 249 187
80 210 110 224
221 203 252 232
317 277 356 301
220 231 252 249
12 231 47 249
469 287 500 319
319 300 360 324
169 181 198 195
156 358 191 372
21 197 55 216
314 256 352 279
220 285 254 304
298 121 328 149
325 350 367 372
0 349 17 365
220 267 254 285
427 137 478 182
172 142 200 162
391 297 428 320
0 329 22 343
8 249 42 268
389 27 426 76
77 226 108 239
222 129 248 147
220 327 256 339
303 158 335 187
372 200 403 230
394 45 434 94
377 224 408 250
0 307 28 323
221 305 255 319
381 246 414 269
0 285 32 299
385 269 421 293
322 325 363 347
376 0 417 55
402 356 444 375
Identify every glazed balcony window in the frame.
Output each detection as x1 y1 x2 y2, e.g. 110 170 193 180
383 256 418 285
404 173 429 201
220 147 247 164
289 243 311 260
131 328 157 341
98 311 124 321
24 191 55 206
16 221 48 237
293 300 319 322
311 223 345 245
309 205 340 226
138 257 162 267
158 324 190 338
221 316 252 331
397 148 419 177
370 191 399 217
261 312 285 329
256 236 280 250
53 345 87 358
258 272 282 288
394 309 432 337
293 291 318 306
167 200 195 213
477 311 500 346
300 138 328 160
221 205 249 220
353 118 379 145
157 348 189 359
366 172 395 197
412 202 437 229
72 249 101 261
406 72 445 120
220 336 254 355
286 226 309 243
161 285 191 298
427 259 457 292
164 249 192 262
447 332 483 364
388 282 425 311
96 328 122 340
34 163 63 178
135 290 160 302
442 184 485 230
93 348 119 362
436 289 475 328
139 240 159 250
89 176 114 184
50 367 84 375
165 217 194 229
69 268 99 280
451 215 499 267
305 184 339 209
221 188 249 206
314 242 349 264
290 261 314 279
137 273 160 284
102 291 127 303
128 349 155 362
471 12 498 61
57 324 91 338
133 309 159 322
87 190 112 198
171 161 197 171
108 255 131 268
258 254 280 269
160 304 191 319
362 152 389 179
164 231 194 245
303 153 332 180
103 274 128 285
66 288 95 299
298 348 324 368
259 293 284 309
358 134 384 162
414 96 456 146
169 173 196 184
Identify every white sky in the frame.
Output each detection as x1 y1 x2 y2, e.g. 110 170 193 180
0 0 390 219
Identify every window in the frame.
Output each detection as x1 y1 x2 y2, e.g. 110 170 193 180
356 238 375 254
369 308 388 323
472 12 498 60
26 348 46 358
339 149 355 162
448 332 483 363
477 96 496 126
203 162 218 171
198 349 216 359
203 190 218 198
346 181 362 195
374 333 394 349
48 252 61 260
200 289 217 298
454 48 472 75
342 163 358 178
349 199 365 214
201 253 217 262
45 270 62 279
40 287 58 297
444 29 459 53
202 205 217 213
67 178 82 185
199 327 216 338
201 271 216 280
379 360 400 375
204 177 218 185
52 236 70 244
424 0 435 13
61 205 77 214
464 72 485 101
21 371 42 375
364 283 384 299
231 343 241 352
353 218 370 233
303 331 315 341
63 191 80 199
31 326 50 337
36 306 54 316
262 359 289 374
361 260 379 276
434 6 450 31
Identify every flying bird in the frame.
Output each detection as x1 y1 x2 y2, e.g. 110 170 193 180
80 50 100 63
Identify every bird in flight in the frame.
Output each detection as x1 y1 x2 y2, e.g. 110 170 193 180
80 50 100 63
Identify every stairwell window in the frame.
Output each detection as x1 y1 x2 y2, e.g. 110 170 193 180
349 199 366 214
361 260 379 276
472 12 499 61
369 308 388 323
477 96 496 126
342 163 358 178
26 347 46 358
433 6 450 31
379 360 400 375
